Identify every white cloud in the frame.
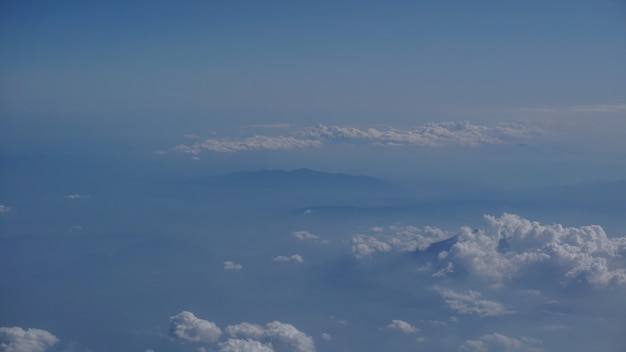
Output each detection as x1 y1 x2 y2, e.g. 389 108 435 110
264 321 315 352
272 255 304 263
169 311 222 344
64 194 89 200
174 135 321 154
292 231 319 241
172 121 537 155
170 312 316 352
320 333 331 341
218 338 274 352
444 214 626 287
386 320 419 334
436 288 510 317
351 234 392 258
226 321 315 352
309 122 537 147
226 323 266 340
459 333 543 352
352 225 452 258
0 327 59 352
0 205 11 213
224 261 243 270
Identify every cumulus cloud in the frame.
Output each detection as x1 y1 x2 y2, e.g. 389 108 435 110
225 321 315 352
272 255 304 263
170 311 222 344
292 231 319 241
226 323 266 340
169 312 315 352
224 261 243 270
0 327 59 352
436 288 510 317
264 321 315 352
443 214 626 286
64 194 89 200
0 205 11 213
459 333 544 352
218 338 274 352
386 320 419 333
352 225 452 258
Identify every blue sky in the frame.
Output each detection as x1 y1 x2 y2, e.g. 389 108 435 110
2 0 625 118
1 1 626 352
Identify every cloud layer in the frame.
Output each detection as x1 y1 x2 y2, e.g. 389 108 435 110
172 121 538 155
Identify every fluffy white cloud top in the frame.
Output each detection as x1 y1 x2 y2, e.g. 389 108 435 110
435 288 510 317
444 214 626 286
459 333 544 352
0 327 59 352
386 320 419 333
169 311 222 344
218 338 274 352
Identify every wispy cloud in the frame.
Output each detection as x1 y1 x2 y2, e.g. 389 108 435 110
0 204 11 213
